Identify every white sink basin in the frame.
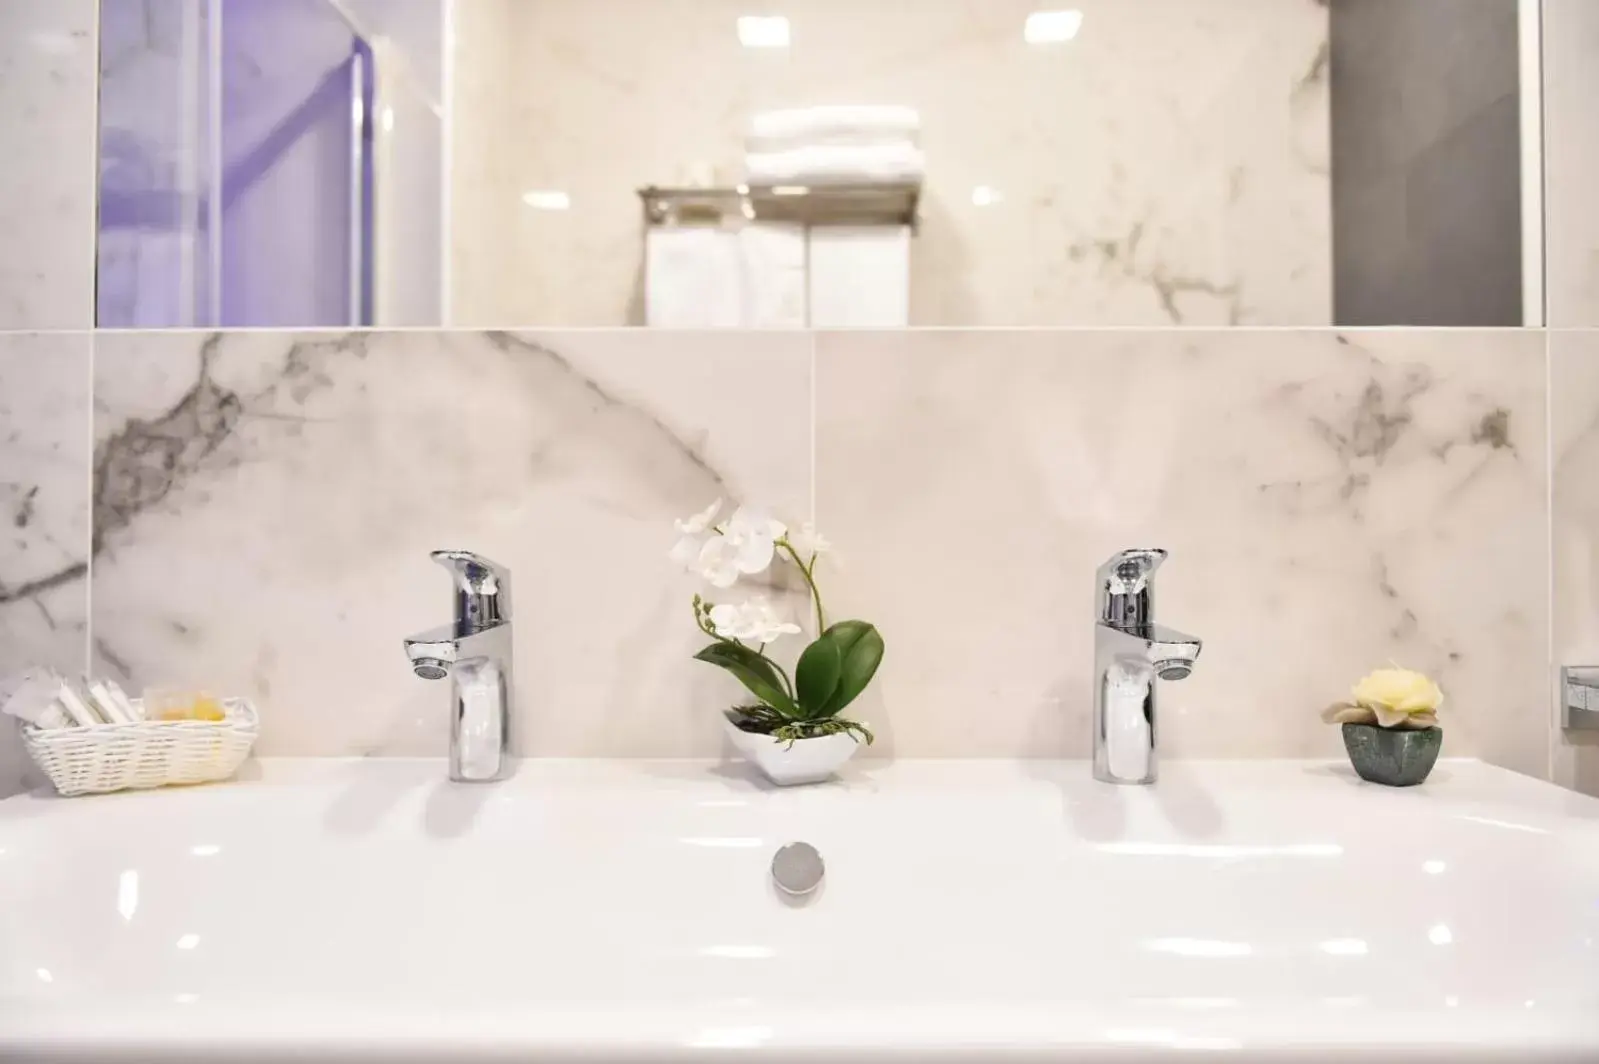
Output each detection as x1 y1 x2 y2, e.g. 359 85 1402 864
2 758 1597 1062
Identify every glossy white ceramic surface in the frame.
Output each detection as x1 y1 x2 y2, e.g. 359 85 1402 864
1 758 1597 1062
721 713 864 786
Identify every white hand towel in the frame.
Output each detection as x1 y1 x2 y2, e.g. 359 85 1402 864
738 223 808 328
807 226 911 327
746 143 925 186
750 105 920 144
645 227 742 327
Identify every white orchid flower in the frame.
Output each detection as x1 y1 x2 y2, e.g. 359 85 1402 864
708 596 801 643
694 536 743 588
787 521 831 558
745 597 802 643
675 498 722 535
708 602 754 639
669 499 723 569
668 535 700 568
722 506 787 575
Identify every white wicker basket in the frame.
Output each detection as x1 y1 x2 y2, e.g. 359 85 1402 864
20 699 259 797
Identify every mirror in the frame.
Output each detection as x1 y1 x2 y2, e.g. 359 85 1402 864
93 0 1543 329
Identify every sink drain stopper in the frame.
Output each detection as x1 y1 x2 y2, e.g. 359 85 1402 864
771 841 825 896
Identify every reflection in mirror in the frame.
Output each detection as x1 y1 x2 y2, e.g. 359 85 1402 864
91 0 1538 329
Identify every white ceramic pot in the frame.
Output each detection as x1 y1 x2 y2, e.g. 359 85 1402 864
721 713 863 786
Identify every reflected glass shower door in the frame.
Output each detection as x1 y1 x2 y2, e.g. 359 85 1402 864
97 0 374 328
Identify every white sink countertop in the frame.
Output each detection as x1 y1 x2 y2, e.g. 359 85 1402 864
2 757 1596 1062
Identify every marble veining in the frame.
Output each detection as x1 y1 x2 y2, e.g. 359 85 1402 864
0 334 92 797
87 330 812 757
815 329 1547 774
0 0 98 328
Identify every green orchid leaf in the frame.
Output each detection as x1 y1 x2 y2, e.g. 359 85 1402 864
817 620 885 716
794 636 843 719
694 642 800 718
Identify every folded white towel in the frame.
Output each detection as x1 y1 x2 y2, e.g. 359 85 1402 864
746 129 921 155
746 143 925 186
749 105 920 144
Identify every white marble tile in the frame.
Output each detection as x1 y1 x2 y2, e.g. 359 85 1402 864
1550 330 1599 795
87 330 811 758
1543 0 1599 326
0 333 91 796
448 0 520 327
816 329 1547 774
461 0 1329 327
0 0 98 328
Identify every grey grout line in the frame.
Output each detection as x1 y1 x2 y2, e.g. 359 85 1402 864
809 331 818 524
1546 327 1556 784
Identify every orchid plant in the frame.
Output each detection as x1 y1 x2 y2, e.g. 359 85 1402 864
672 499 882 747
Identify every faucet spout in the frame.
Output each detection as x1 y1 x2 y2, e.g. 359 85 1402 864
1093 550 1201 785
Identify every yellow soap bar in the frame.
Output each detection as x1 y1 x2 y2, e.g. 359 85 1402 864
143 688 227 722
191 695 226 722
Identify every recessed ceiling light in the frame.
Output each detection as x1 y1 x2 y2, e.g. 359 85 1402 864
971 185 1003 207
1025 10 1083 44
738 16 791 48
522 190 571 210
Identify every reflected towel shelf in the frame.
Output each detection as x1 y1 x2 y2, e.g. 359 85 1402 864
638 182 920 229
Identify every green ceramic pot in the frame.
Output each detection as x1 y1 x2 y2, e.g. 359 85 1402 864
1341 723 1442 787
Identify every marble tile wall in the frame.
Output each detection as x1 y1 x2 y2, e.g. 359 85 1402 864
1543 0 1599 326
460 0 1331 327
1550 331 1599 795
0 0 98 329
86 330 811 758
448 0 520 327
0 325 1573 783
0 335 92 796
815 330 1550 775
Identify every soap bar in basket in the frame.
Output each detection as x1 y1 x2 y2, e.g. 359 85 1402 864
22 697 261 797
143 688 228 722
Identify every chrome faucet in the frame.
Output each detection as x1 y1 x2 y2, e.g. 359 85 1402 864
1093 548 1201 785
404 551 514 782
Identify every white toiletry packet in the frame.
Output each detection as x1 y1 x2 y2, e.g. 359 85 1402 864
0 668 74 729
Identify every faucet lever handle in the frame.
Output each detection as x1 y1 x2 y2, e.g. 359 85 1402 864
431 550 512 633
1097 548 1167 629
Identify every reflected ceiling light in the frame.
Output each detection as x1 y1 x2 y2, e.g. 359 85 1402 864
381 107 396 134
1422 859 1446 874
771 185 810 196
1145 937 1252 958
1025 10 1084 44
522 190 571 210
28 32 78 55
35 968 52 984
1428 924 1454 946
174 992 199 1005
971 185 1003 207
738 16 791 48
699 945 775 959
117 869 139 922
1319 938 1369 956
191 844 221 857
1458 814 1549 835
688 1026 774 1048
176 934 200 951
1104 1029 1241 1052
1098 841 1341 858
